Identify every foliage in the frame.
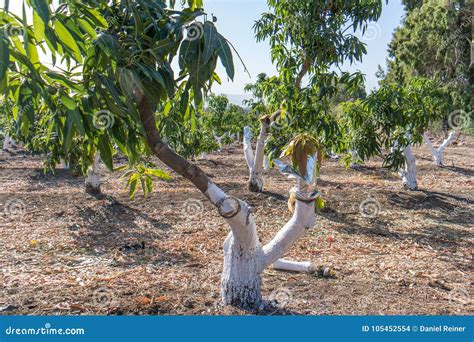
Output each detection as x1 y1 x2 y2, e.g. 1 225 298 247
158 93 251 159
340 77 446 170
252 0 385 162
386 0 472 123
0 0 235 194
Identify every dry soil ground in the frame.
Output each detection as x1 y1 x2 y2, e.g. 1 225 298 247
0 135 472 315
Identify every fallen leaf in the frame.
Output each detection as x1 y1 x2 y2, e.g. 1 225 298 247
136 296 152 305
154 296 168 303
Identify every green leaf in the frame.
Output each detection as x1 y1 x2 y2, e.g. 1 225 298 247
315 197 325 211
97 134 114 171
0 33 9 82
95 33 119 57
77 18 97 39
129 174 139 199
54 20 82 62
145 175 153 193
33 11 45 42
30 0 50 24
202 22 218 62
82 7 108 28
215 34 234 80
60 95 77 110
144 168 171 180
68 109 85 135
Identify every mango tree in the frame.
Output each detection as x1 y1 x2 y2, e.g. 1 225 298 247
0 0 384 308
243 73 284 192
250 0 384 195
386 0 473 163
340 77 444 190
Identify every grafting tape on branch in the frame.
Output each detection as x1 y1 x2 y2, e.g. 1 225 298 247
216 196 241 219
291 186 320 202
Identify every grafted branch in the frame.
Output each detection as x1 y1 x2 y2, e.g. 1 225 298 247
262 195 316 269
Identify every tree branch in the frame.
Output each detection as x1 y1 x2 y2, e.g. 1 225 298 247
272 259 314 273
261 199 316 270
295 57 311 89
138 97 260 253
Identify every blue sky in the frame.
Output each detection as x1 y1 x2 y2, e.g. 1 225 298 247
204 0 406 101
8 0 406 103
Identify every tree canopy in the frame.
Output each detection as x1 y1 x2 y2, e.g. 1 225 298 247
0 0 235 176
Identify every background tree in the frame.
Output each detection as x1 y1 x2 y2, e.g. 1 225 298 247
340 77 445 190
243 73 284 192
386 0 473 136
253 0 384 183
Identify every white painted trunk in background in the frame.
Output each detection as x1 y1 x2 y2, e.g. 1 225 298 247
61 159 70 170
264 156 270 171
350 149 362 168
2 136 14 151
205 182 316 307
249 122 268 192
243 126 255 172
85 152 101 194
399 144 417 190
423 131 456 167
213 132 224 152
244 123 268 192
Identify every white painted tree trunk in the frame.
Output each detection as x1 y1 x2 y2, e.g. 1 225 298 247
423 131 456 167
349 149 362 169
249 121 268 192
263 156 270 171
205 181 316 307
85 152 101 194
244 123 269 192
2 136 14 151
61 158 70 170
392 134 417 190
213 132 224 152
272 259 314 273
399 144 417 191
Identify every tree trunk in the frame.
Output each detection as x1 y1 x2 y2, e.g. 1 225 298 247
221 233 263 307
213 132 224 152
263 156 270 171
248 119 269 192
399 143 417 190
423 131 456 167
137 97 316 308
85 152 101 194
2 136 13 151
349 149 363 169
244 112 280 192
